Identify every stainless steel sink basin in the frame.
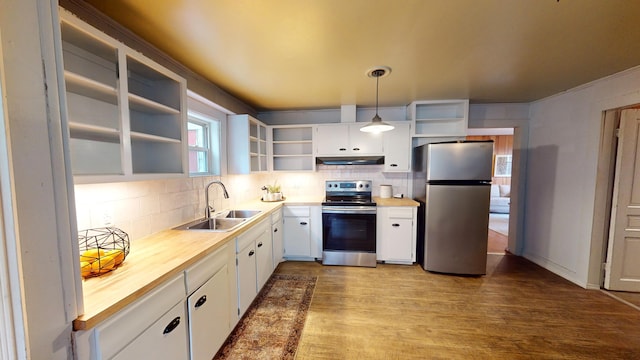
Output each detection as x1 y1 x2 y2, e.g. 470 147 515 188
218 209 261 219
174 217 246 232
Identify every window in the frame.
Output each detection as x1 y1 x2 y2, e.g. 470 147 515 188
187 111 221 175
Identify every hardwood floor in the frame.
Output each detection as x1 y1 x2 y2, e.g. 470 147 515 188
275 256 640 359
487 229 508 254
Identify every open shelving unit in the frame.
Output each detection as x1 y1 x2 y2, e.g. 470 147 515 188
228 114 268 173
270 125 314 171
407 100 469 137
60 10 187 182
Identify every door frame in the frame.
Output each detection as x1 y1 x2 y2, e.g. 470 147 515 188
591 106 640 289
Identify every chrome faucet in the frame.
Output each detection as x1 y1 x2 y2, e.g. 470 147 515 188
205 180 229 218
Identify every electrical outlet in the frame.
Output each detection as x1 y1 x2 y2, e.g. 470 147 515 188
103 208 113 227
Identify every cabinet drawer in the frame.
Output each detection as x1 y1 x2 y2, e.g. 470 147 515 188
236 218 269 252
185 243 229 295
95 274 185 359
386 207 414 219
284 206 310 217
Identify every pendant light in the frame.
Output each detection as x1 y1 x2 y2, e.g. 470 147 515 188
361 66 394 133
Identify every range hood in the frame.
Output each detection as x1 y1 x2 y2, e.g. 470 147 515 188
316 156 384 165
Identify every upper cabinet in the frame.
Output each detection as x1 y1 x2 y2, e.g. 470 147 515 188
382 122 411 172
270 125 315 172
407 100 469 137
227 114 268 173
315 123 384 156
60 10 187 183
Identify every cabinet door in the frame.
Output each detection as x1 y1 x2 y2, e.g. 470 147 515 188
383 122 411 172
348 124 384 154
272 215 284 266
283 216 311 257
377 207 415 263
236 243 257 316
255 229 273 292
188 266 230 360
315 125 349 155
113 301 189 360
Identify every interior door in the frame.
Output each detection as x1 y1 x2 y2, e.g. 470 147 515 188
605 109 640 291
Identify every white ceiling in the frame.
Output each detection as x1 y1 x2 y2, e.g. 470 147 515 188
83 0 640 111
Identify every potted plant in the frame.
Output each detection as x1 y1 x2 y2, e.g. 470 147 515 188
264 180 282 201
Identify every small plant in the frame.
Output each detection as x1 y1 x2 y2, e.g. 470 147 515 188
265 180 281 193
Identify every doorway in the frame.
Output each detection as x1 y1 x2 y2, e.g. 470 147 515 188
467 129 514 255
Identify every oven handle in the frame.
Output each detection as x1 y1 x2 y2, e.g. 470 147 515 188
322 206 377 215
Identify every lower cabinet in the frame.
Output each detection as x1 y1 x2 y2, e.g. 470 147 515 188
236 217 273 317
185 242 237 360
377 207 417 264
283 205 322 260
271 208 284 266
94 274 188 360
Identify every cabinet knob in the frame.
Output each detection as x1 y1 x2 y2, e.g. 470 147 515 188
248 250 255 256
339 148 347 151
390 164 398 167
195 295 207 308
300 221 308 225
257 242 263 248
353 147 360 151
274 228 278 233
392 223 400 227
163 317 181 335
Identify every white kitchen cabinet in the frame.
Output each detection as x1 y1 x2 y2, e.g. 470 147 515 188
185 243 236 360
382 122 411 172
271 208 284 266
94 274 187 360
315 123 384 156
112 301 188 360
377 207 417 264
270 125 315 171
60 10 187 183
283 206 312 258
283 206 322 260
407 100 469 137
236 218 272 317
228 114 268 173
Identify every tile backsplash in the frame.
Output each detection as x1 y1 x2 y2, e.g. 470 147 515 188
74 167 409 242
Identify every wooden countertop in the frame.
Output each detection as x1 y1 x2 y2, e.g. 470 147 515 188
373 196 420 207
74 197 321 331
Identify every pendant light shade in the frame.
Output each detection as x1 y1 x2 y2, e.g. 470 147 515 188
361 67 394 133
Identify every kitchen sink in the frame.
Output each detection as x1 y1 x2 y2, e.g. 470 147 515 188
174 217 246 232
216 209 261 219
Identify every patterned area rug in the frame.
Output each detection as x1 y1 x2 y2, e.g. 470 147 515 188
214 274 317 360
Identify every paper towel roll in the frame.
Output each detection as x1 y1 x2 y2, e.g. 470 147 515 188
380 184 392 198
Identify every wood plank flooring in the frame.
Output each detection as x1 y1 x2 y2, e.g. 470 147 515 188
275 255 640 359
487 229 508 254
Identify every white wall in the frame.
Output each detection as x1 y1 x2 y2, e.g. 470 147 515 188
1 0 74 358
526 66 640 288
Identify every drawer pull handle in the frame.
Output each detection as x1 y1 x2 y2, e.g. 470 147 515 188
257 242 263 248
163 317 181 335
195 295 207 308
392 223 400 227
390 164 398 167
353 147 360 151
248 250 255 256
300 222 308 225
339 148 347 151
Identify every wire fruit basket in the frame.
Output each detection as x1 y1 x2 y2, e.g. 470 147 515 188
78 227 130 278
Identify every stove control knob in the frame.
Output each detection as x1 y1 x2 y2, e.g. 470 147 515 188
365 184 369 188
358 184 363 188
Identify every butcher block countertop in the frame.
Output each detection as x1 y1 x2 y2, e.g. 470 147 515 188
373 196 420 207
74 196 322 331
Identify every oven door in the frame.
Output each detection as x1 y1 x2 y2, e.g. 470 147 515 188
322 206 376 253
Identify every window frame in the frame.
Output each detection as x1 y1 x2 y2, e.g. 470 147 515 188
187 111 221 176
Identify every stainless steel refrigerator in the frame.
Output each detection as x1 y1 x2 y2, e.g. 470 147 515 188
412 140 493 275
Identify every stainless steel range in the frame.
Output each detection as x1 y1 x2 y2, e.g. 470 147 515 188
322 180 377 267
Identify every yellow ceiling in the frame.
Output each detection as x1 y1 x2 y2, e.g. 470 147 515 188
83 0 640 111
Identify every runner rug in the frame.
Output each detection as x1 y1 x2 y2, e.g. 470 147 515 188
214 274 317 360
